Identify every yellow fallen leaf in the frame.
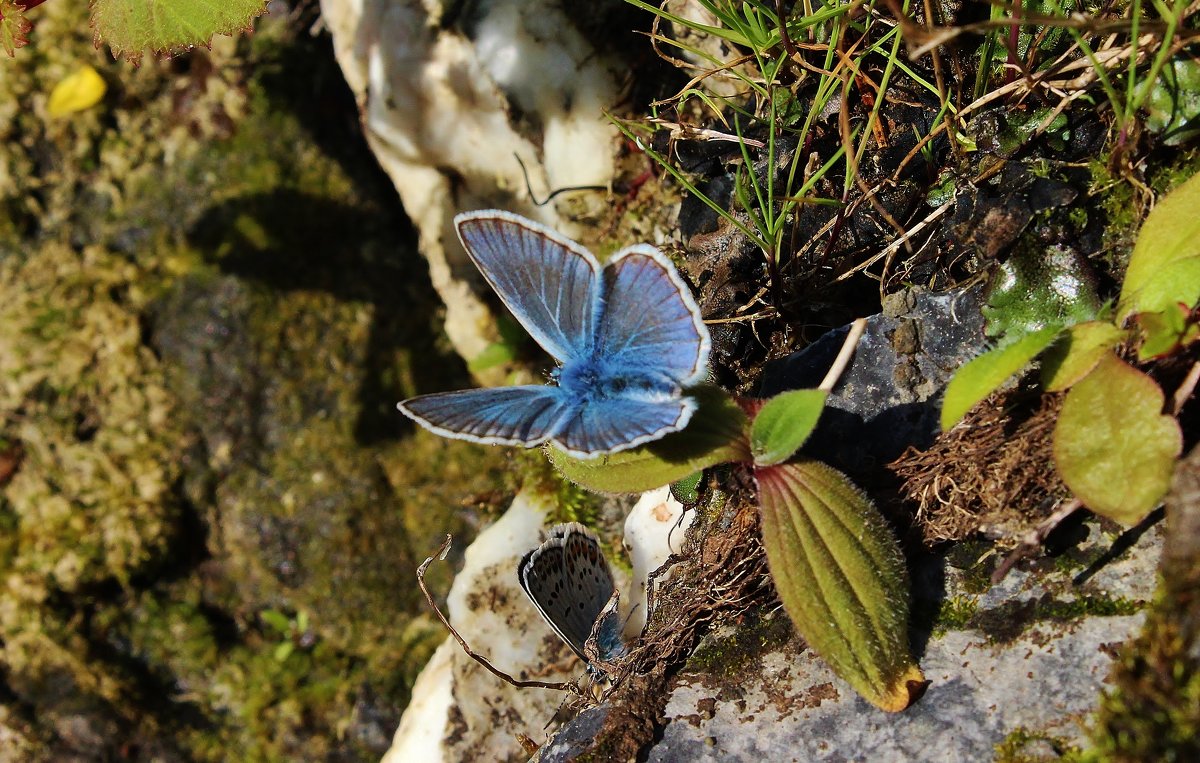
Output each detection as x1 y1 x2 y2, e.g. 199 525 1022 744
47 64 107 117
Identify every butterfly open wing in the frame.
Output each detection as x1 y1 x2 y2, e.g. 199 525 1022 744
397 386 574 447
403 212 710 457
554 396 695 457
518 523 617 662
595 245 711 387
456 211 600 364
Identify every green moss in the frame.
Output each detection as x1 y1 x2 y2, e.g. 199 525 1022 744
932 595 981 636
687 613 794 679
1086 590 1200 761
1148 148 1200 195
0 244 182 593
1089 148 1200 281
0 9 512 759
1050 551 1089 576
945 538 997 595
995 727 1082 762
975 594 1145 645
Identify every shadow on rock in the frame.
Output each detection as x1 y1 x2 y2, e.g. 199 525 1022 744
185 188 470 445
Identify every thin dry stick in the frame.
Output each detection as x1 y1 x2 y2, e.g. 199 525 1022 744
818 318 868 392
991 498 1084 584
645 118 766 148
417 535 577 694
834 202 954 283
1169 361 1200 416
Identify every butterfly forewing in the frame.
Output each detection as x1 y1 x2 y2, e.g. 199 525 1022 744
519 523 617 661
397 386 575 446
456 211 600 364
595 245 711 387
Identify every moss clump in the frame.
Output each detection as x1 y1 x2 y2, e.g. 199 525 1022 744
944 538 999 595
1086 599 1200 761
0 6 517 759
932 595 981 636
974 594 1144 645
687 612 794 679
0 244 182 594
1087 436 1200 763
995 727 1082 762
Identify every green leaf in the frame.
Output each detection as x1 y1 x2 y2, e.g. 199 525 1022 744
1136 304 1200 360
1139 58 1200 146
750 389 828 466
1054 352 1183 525
756 460 923 711
273 641 295 662
260 609 290 634
941 326 1063 429
0 1 32 57
548 385 749 494
1041 321 1128 392
670 471 703 504
91 0 267 60
1118 170 1200 322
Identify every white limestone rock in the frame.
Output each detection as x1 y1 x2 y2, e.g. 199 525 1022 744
383 491 577 761
318 0 624 375
622 486 693 636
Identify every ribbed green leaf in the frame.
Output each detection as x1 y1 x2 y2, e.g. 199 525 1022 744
756 460 922 711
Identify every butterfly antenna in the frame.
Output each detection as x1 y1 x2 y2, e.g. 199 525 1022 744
416 535 580 695
513 153 607 207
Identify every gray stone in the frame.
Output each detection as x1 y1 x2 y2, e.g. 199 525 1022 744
639 505 1161 761
759 287 986 478
651 615 1143 763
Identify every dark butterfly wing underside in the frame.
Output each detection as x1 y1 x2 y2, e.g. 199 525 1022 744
518 523 616 661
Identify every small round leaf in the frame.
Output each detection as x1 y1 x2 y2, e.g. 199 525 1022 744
1054 352 1183 525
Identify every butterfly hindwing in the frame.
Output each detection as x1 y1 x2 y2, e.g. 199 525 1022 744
518 523 618 662
456 211 600 365
554 396 694 457
397 386 574 447
584 588 627 669
595 245 711 387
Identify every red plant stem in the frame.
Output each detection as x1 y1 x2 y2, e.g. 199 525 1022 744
1006 0 1022 85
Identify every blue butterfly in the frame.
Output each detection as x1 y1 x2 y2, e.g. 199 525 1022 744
397 210 711 458
519 523 626 674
